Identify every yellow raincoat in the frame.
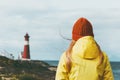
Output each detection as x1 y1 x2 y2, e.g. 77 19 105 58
56 36 114 80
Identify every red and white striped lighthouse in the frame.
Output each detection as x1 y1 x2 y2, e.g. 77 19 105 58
22 33 30 60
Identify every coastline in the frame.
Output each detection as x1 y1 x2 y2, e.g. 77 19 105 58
0 56 57 80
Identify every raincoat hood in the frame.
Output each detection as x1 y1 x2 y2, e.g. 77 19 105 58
72 36 100 59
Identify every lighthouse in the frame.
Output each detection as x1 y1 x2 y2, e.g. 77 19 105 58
22 33 30 60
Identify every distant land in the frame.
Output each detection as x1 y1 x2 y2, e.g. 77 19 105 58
0 56 56 80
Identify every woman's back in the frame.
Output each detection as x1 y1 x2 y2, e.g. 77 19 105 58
69 36 100 80
56 36 114 80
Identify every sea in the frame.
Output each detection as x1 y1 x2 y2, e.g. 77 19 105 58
44 61 120 80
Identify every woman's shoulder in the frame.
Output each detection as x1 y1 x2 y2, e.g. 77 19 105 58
58 52 67 61
102 51 110 63
102 52 109 58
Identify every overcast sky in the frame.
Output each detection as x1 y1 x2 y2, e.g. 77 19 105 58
0 0 120 61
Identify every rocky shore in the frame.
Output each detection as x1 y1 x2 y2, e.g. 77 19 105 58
0 56 57 80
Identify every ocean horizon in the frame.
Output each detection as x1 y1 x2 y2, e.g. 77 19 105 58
44 60 120 80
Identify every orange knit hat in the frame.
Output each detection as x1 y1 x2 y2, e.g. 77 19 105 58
72 17 94 41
